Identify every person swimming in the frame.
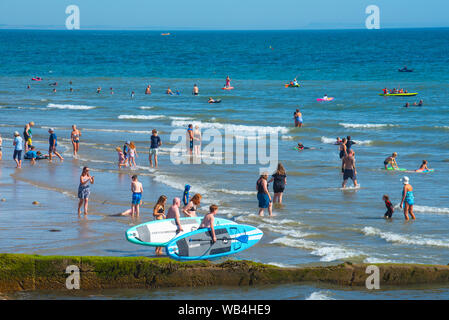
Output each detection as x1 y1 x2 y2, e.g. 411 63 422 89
415 160 431 172
166 88 173 95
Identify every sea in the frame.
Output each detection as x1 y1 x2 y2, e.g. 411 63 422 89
1 28 449 299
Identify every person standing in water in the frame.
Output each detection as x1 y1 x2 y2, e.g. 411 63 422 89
153 195 167 255
384 152 399 170
186 124 194 155
23 121 34 152
71 124 81 156
268 163 287 204
77 167 94 216
48 128 64 161
256 173 272 216
145 85 151 95
0 134 3 161
149 129 162 168
400 176 416 221
130 175 143 217
13 131 23 169
182 194 202 217
342 149 358 188
193 125 202 155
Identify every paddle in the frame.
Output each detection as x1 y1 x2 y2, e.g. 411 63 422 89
189 235 249 244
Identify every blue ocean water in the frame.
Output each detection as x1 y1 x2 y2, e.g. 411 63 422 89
1 29 449 299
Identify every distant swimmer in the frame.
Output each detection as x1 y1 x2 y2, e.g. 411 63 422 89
166 87 173 95
404 102 409 108
335 137 342 145
131 91 135 98
384 152 399 170
208 97 221 103
52 88 56 93
383 195 394 219
96 87 101 94
175 90 180 95
341 149 358 188
70 87 73 92
192 84 199 96
49 82 58 86
400 176 416 221
145 85 151 95
110 87 114 95
415 160 431 172
418 99 423 106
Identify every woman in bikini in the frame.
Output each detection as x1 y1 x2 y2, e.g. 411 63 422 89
182 193 202 217
71 124 81 156
153 195 167 256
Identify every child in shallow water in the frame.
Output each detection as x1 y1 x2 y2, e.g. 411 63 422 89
383 195 394 219
116 147 126 168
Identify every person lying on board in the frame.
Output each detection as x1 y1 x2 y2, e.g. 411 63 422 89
415 160 432 172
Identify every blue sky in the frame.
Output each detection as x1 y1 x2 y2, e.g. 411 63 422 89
0 0 448 30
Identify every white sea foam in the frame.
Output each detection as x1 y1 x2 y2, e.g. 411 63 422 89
139 106 154 110
306 291 336 300
320 136 372 145
213 189 257 196
281 135 294 140
83 128 152 134
266 262 296 268
152 174 208 194
412 205 449 215
171 120 289 135
363 257 393 264
270 237 363 262
47 103 96 110
339 123 398 129
118 115 165 120
362 227 449 248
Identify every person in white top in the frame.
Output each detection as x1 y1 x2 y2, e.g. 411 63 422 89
193 125 202 155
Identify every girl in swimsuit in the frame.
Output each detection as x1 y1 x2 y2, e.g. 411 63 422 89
182 193 202 217
71 124 81 156
415 160 431 172
400 176 416 221
116 147 126 168
128 142 138 167
153 195 167 256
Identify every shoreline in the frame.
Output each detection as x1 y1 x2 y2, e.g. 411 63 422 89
2 253 449 292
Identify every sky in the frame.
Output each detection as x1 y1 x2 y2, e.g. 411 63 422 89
0 0 448 30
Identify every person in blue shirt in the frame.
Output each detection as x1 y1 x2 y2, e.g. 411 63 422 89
13 131 23 168
149 129 162 168
182 184 191 206
48 128 64 161
25 146 38 165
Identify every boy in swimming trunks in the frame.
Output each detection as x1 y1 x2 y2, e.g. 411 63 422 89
383 195 394 219
384 152 398 170
131 175 143 217
199 204 218 243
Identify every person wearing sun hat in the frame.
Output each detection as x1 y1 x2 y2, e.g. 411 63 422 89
13 131 23 168
400 176 416 221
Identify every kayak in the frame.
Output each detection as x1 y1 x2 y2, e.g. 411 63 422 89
222 87 234 90
317 97 334 101
379 93 418 96
285 84 300 88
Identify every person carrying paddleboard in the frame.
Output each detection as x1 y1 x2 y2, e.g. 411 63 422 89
199 204 219 243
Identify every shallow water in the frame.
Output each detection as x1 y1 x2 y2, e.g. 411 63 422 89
1 29 449 299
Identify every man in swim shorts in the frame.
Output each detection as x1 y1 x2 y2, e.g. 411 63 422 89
342 150 358 188
48 128 64 161
131 175 143 217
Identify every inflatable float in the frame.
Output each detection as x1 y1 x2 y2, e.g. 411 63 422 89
379 93 418 96
285 83 300 88
31 77 42 81
317 97 334 101
222 86 234 90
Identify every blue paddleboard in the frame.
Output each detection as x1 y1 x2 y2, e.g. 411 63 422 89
166 224 263 261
